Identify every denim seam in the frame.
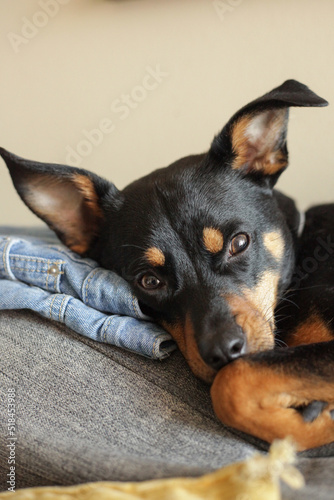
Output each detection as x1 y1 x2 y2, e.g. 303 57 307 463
83 268 100 304
12 256 50 262
49 294 57 319
45 260 50 290
2 239 10 277
2 239 17 280
11 256 46 262
152 335 159 358
46 260 65 291
58 295 68 322
10 256 65 264
102 316 112 342
131 294 140 317
10 266 64 274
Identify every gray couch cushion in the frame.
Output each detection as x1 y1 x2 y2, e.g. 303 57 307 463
0 310 257 489
0 310 334 499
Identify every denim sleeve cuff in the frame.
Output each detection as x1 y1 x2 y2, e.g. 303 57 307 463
64 297 176 359
0 236 176 360
0 236 149 320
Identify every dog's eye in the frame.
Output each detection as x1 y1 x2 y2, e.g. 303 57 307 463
229 233 249 256
140 274 162 290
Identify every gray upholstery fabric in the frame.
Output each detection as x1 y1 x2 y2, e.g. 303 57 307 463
0 310 334 499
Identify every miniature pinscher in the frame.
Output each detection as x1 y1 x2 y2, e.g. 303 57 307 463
1 79 334 451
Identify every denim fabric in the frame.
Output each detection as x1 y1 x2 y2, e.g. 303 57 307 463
0 235 175 359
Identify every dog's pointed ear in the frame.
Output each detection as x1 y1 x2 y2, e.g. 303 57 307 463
0 148 123 255
209 80 328 185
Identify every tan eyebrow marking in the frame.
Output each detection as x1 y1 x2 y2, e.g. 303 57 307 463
263 231 285 261
203 227 224 254
145 247 165 267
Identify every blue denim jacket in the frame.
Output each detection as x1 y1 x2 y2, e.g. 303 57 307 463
0 231 176 360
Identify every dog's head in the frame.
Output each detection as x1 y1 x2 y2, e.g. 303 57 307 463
1 80 327 382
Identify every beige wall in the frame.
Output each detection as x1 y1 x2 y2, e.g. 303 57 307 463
0 0 333 226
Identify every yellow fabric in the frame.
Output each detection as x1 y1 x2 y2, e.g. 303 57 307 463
0 439 304 500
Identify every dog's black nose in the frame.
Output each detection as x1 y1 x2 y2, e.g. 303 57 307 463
199 326 247 371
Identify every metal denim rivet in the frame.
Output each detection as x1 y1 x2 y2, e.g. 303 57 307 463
49 265 59 275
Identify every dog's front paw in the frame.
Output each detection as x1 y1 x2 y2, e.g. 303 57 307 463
211 359 334 450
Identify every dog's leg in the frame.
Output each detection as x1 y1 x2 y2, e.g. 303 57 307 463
211 340 334 451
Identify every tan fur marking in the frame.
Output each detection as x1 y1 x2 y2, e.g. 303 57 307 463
72 174 103 219
244 270 279 325
211 359 334 450
263 231 285 261
25 173 102 255
231 111 288 174
68 174 103 254
287 314 334 347
145 247 165 267
226 294 275 353
162 317 216 384
203 227 224 254
224 271 279 353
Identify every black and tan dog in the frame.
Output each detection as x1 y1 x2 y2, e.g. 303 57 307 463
1 79 334 451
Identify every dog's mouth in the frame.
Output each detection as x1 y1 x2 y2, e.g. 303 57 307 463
162 315 218 384
163 315 274 384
